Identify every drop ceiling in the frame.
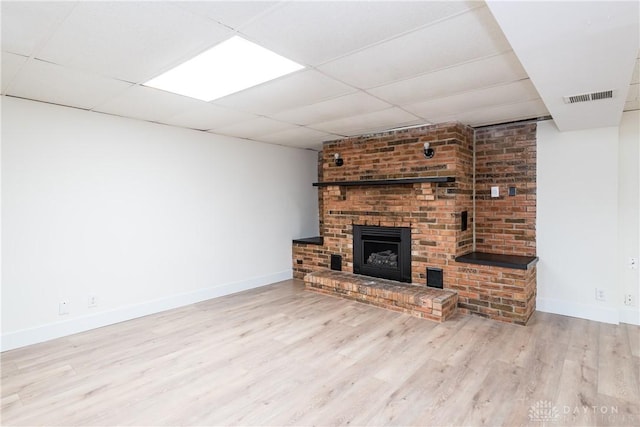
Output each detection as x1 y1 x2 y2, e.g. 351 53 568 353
2 1 638 150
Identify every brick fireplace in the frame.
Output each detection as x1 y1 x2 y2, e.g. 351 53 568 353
293 121 538 325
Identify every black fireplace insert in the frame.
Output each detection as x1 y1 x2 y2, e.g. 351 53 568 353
353 225 411 283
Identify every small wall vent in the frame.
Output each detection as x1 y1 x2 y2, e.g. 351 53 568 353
563 90 614 104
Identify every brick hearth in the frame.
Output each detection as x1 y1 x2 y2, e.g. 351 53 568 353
305 270 458 322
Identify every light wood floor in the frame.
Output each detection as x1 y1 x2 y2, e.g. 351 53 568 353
2 280 639 426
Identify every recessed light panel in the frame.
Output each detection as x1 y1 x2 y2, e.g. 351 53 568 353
144 36 304 101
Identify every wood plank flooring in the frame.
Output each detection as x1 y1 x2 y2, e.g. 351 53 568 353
2 280 639 426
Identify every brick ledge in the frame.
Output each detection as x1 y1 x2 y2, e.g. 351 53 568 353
304 270 457 323
455 251 538 270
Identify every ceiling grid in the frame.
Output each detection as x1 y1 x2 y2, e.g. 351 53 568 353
1 1 637 149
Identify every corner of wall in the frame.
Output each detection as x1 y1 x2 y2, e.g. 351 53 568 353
618 110 640 325
536 118 636 325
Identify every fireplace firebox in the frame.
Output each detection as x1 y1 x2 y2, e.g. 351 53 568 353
353 225 411 283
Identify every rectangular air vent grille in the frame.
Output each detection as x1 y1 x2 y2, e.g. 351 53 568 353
591 90 613 100
564 90 614 104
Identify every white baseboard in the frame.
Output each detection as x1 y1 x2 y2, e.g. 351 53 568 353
1 270 292 352
536 297 619 324
619 307 640 326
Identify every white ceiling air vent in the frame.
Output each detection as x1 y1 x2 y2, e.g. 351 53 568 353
563 90 615 104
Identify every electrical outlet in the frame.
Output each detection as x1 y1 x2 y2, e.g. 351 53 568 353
88 295 98 308
629 257 638 270
595 288 606 302
624 294 633 306
59 300 69 315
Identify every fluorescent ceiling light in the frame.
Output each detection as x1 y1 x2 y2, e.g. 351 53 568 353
144 36 304 101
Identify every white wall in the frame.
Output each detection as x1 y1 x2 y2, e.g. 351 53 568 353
619 110 640 325
1 97 319 350
537 111 639 325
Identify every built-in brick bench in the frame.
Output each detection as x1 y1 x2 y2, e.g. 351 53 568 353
304 270 458 322
454 252 539 325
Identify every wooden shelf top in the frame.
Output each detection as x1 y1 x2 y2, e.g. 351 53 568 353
313 177 455 187
455 252 539 270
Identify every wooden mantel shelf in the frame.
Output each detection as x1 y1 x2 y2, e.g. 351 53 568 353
312 176 455 187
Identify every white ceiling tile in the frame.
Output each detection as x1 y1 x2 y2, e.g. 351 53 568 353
624 82 639 104
6 59 133 110
271 92 392 125
258 126 341 149
317 6 512 89
624 99 639 112
36 2 232 83
368 52 528 106
627 83 640 101
404 80 542 119
92 85 206 122
172 1 280 30
212 70 356 116
161 104 259 131
1 52 28 93
310 108 424 136
210 117 298 139
623 100 640 111
453 99 550 127
487 1 638 131
630 56 639 85
240 1 480 66
1 1 76 57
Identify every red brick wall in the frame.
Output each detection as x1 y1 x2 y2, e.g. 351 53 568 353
474 122 537 256
296 123 474 287
321 122 472 182
317 151 324 235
